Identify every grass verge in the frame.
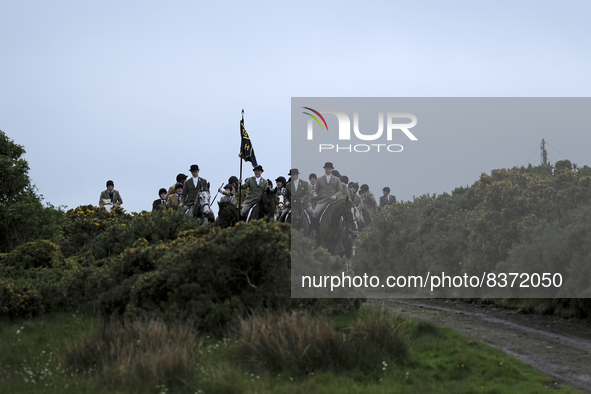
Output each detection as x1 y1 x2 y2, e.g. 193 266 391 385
0 307 585 393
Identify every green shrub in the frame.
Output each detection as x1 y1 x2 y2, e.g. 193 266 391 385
0 278 43 318
0 240 80 316
95 221 358 334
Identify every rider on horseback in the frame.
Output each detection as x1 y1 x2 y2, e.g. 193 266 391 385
311 162 343 238
281 168 313 222
239 165 268 218
181 164 214 221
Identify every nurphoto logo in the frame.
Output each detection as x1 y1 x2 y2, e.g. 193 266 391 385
302 107 418 153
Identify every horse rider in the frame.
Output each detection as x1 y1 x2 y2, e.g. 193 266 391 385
274 176 287 220
331 169 350 201
99 180 123 212
239 164 269 218
220 183 239 208
380 186 396 207
182 164 213 221
311 162 343 237
166 182 184 209
281 168 313 222
220 175 247 205
309 173 318 209
359 184 378 213
152 188 168 212
166 173 188 200
348 182 364 210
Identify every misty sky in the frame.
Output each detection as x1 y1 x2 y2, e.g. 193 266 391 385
1 1 590 215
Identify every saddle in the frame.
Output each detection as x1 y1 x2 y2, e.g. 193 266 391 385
246 203 258 222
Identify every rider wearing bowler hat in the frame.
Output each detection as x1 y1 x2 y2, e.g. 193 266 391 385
181 164 210 218
239 164 269 217
311 162 344 237
282 168 313 221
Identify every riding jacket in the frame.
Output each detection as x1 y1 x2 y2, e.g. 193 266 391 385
285 179 311 210
99 189 123 206
312 175 343 204
240 176 268 205
181 177 208 206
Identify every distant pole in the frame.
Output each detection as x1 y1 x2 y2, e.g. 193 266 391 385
541 139 548 165
238 109 244 208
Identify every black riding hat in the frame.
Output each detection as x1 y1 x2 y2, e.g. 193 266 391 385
360 184 369 192
383 187 391 193
106 180 114 187
275 176 286 184
176 173 188 183
224 184 232 190
348 182 359 191
158 188 167 196
309 173 317 180
228 176 239 184
175 182 184 190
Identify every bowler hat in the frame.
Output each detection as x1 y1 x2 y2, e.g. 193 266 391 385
253 165 264 172
189 164 200 172
288 168 299 175
323 162 334 169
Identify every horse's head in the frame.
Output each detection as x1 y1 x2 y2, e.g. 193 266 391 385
259 188 277 217
198 190 211 216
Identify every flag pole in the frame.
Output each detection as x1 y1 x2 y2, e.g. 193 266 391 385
238 109 244 209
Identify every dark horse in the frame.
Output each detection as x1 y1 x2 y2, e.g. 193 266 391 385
216 200 240 228
281 197 311 236
317 197 359 257
245 188 277 222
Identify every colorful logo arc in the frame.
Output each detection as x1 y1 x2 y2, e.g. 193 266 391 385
302 107 329 131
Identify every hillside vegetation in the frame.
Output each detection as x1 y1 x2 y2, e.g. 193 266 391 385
355 161 591 311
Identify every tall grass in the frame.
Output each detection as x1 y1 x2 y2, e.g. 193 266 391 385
63 318 199 390
238 309 409 379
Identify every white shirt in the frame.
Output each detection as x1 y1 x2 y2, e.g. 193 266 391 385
255 176 261 186
193 177 199 187
294 179 299 190
325 174 332 183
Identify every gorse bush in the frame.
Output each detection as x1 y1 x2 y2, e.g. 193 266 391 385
0 240 79 317
355 163 591 300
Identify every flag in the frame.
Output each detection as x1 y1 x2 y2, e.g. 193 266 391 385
239 118 258 167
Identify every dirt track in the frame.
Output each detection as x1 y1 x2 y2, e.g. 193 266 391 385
370 299 591 392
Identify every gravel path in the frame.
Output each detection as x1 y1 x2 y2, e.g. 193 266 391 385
370 298 591 392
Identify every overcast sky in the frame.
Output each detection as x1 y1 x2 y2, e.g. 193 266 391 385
1 1 590 215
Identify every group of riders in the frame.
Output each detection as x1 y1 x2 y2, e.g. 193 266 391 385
99 162 397 256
